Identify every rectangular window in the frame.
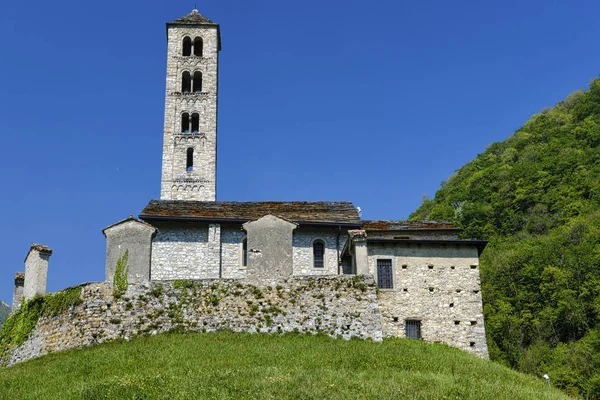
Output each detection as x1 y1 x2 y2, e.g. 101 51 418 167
377 259 393 289
405 320 421 340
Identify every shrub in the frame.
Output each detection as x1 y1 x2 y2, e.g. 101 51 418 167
113 250 129 299
0 287 83 361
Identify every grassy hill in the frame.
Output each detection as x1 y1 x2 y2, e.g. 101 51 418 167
411 78 600 397
0 331 566 400
0 302 9 330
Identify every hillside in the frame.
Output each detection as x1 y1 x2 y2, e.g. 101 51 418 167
411 78 600 397
0 331 567 400
0 302 9 329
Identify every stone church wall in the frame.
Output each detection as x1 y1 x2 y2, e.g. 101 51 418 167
220 226 247 279
292 230 348 276
4 276 382 366
368 243 489 358
151 225 219 280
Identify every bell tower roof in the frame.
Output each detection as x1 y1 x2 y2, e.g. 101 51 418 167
170 9 217 25
166 9 221 51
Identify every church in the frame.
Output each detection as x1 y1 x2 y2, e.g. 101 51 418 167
132 8 489 356
13 9 490 358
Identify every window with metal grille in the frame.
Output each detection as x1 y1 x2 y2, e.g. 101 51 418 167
377 259 393 289
313 240 325 268
405 320 421 340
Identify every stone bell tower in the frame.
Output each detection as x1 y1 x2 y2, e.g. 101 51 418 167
160 9 221 201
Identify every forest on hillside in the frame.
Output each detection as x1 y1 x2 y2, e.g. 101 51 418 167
411 78 600 398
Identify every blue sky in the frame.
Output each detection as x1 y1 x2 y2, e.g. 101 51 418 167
1 0 599 303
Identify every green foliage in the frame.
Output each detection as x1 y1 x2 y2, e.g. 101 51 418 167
0 332 568 399
173 280 194 290
149 284 163 298
0 287 82 360
410 78 600 398
113 250 129 299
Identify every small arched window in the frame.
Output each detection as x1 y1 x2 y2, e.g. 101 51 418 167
193 71 203 93
182 72 191 93
194 37 203 57
186 148 194 172
242 238 248 267
191 113 200 133
182 37 192 56
313 240 325 268
181 113 190 133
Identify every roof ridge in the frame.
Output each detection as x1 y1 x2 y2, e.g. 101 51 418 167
170 9 217 25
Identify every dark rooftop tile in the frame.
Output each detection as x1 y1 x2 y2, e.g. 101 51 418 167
140 200 361 225
362 220 459 231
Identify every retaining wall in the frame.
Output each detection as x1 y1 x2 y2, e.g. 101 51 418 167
4 275 382 366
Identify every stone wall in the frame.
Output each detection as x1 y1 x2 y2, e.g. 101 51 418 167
4 276 382 366
104 218 157 285
151 224 219 280
220 226 247 279
368 242 489 358
292 229 347 276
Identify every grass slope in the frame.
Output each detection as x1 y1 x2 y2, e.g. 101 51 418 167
0 332 566 400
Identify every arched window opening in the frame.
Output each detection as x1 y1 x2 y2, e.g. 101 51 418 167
186 148 194 172
181 113 190 133
313 240 325 268
193 71 203 93
191 113 200 133
242 239 248 267
182 37 192 56
182 72 191 93
194 37 203 57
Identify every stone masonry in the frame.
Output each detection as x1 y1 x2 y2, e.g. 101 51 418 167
292 229 347 276
160 10 220 201
5 276 382 366
151 224 217 280
369 242 488 358
23 244 52 300
244 215 297 284
11 273 24 312
103 217 158 285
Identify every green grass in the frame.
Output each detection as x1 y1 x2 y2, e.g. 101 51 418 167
0 332 568 400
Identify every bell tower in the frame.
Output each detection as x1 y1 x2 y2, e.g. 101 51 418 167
160 9 221 201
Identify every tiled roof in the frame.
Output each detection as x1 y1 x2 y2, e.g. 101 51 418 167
140 200 361 225
362 220 460 231
170 9 216 25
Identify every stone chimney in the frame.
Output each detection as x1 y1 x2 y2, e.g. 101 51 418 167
23 244 52 300
12 272 25 312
